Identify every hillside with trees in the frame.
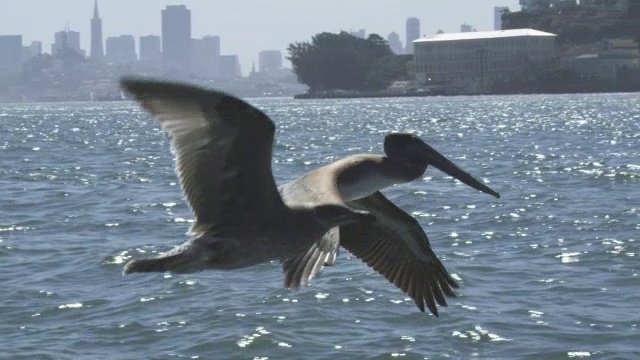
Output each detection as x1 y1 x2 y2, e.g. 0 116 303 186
287 31 412 93
502 5 640 44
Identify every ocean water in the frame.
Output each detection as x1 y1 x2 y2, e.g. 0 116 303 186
0 93 638 359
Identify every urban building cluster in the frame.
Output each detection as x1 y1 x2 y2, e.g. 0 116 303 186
0 0 637 100
338 0 637 95
349 17 422 56
0 1 295 101
409 0 639 94
0 2 289 78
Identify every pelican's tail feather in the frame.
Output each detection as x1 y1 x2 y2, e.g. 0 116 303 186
123 242 203 275
123 256 176 274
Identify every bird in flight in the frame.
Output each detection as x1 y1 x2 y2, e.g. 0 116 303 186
120 78 500 315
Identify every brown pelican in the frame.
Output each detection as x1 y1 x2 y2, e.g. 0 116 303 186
120 78 500 316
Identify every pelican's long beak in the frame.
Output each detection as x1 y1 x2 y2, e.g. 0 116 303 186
418 142 500 199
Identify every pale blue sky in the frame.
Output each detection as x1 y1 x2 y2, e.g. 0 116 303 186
0 0 519 73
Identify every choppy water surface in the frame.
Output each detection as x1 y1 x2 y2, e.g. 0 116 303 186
1 93 638 359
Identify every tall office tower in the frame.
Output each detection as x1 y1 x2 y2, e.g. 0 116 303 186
494 6 510 30
90 0 104 59
30 41 42 57
139 35 162 68
258 50 282 74
405 17 420 54
105 35 136 65
219 55 241 78
21 46 32 63
52 29 81 55
387 32 403 54
0 35 22 74
162 5 191 72
191 36 220 77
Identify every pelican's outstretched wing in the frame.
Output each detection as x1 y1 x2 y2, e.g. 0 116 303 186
121 78 283 236
341 191 458 316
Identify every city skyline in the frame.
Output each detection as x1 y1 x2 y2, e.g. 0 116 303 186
0 0 520 75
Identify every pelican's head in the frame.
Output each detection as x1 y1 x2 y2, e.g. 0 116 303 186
384 133 500 198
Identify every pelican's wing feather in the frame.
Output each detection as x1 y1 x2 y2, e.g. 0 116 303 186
282 227 340 289
121 77 283 236
341 191 458 316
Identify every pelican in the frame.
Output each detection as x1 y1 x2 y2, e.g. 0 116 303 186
120 78 500 315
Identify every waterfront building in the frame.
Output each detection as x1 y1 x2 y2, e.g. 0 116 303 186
571 38 640 81
90 0 104 60
413 28 557 93
162 5 191 72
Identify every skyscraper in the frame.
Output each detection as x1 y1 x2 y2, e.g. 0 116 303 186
387 32 403 54
494 6 510 30
52 29 81 55
90 0 104 59
139 35 162 68
162 5 191 72
460 23 473 33
29 41 42 58
405 17 420 54
22 42 42 62
106 35 136 65
191 36 221 78
21 46 32 63
0 35 22 75
258 50 282 74
219 55 241 78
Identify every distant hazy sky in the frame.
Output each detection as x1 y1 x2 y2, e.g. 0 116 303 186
0 0 519 74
